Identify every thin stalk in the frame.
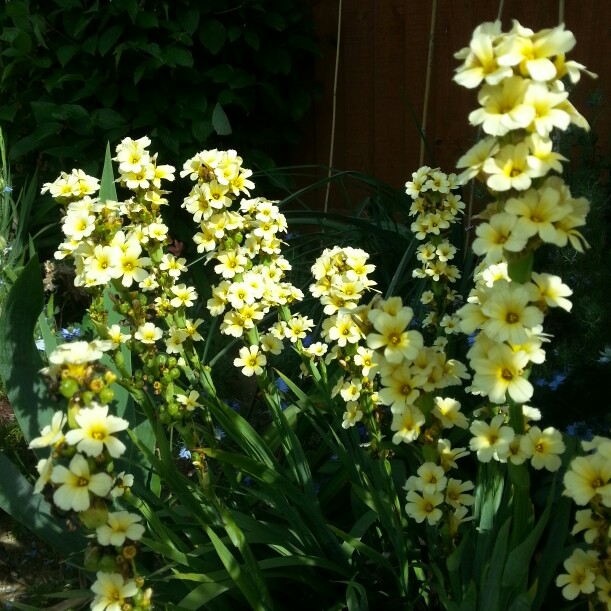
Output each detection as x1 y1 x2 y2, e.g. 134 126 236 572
419 0 437 166
324 0 343 213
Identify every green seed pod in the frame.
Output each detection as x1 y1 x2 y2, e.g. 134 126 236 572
59 378 80 398
118 302 130 314
167 356 178 368
79 502 109 529
167 403 179 418
83 546 101 572
98 387 114 404
155 354 168 368
81 391 94 405
98 554 117 573
169 367 181 380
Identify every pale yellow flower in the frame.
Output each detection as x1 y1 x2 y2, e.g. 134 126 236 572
563 453 611 505
456 137 500 183
432 397 469 429
471 344 533 404
530 272 572 311
505 186 571 244
445 478 475 508
571 509 603 544
496 22 576 82
472 212 528 263
134 322 163 344
521 426 565 471
469 76 535 136
483 142 537 191
341 401 364 429
391 404 425 445
96 511 145 546
51 454 113 512
176 390 202 411
234 345 267 377
29 411 66 449
91 571 138 611
453 21 511 88
64 403 129 458
556 549 598 601
469 414 515 462
481 280 544 345
405 490 444 525
416 462 447 495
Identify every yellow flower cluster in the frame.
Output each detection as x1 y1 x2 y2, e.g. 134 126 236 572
47 136 178 290
302 247 377 430
365 296 468 445
404 461 474 535
406 166 465 334
468 408 565 471
311 246 377 315
455 21 594 254
179 148 304 371
454 21 591 420
31 341 149 610
557 437 611 605
459 262 573 406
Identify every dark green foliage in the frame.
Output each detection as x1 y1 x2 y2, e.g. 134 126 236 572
0 0 319 250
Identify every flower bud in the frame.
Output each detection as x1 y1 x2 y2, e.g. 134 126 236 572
83 545 101 572
98 554 117 573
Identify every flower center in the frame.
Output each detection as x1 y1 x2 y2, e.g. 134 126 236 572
388 333 401 345
505 312 519 324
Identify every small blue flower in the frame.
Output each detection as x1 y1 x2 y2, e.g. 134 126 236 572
35 338 45 351
214 426 226 441
275 377 289 393
302 335 313 348
242 476 253 487
548 372 566 391
61 327 83 340
3 185 13 194
178 447 192 460
224 398 240 412
566 421 594 441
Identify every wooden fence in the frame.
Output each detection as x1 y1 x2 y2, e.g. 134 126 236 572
291 0 610 194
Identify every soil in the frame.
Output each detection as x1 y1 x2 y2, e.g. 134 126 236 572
0 510 71 608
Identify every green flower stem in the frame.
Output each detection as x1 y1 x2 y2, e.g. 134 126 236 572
507 396 525 435
507 250 534 284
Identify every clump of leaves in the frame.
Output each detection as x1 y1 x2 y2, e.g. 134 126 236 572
0 0 320 254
